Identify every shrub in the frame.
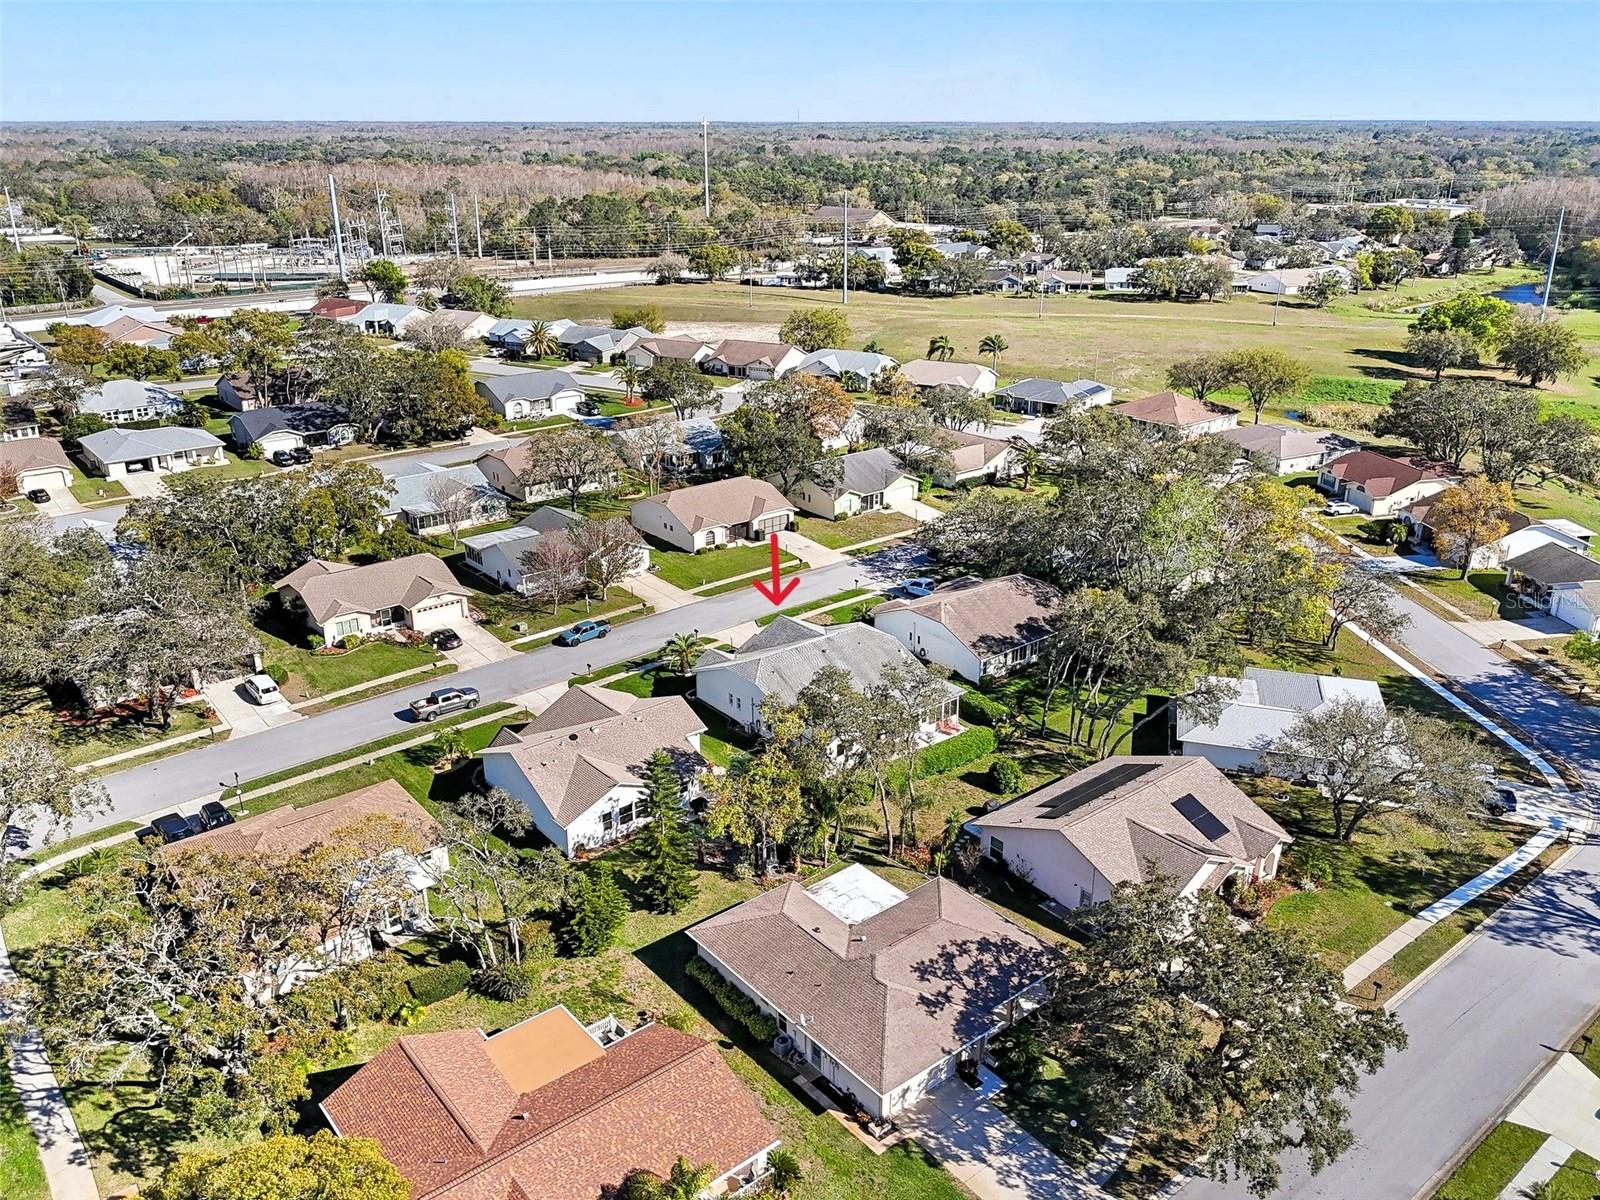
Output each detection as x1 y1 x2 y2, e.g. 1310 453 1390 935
472 962 534 1001
685 957 778 1041
407 960 471 1005
262 663 289 685
988 758 1025 795
768 1148 803 1196
987 1024 1047 1087
393 999 427 1027
337 634 363 650
307 634 324 650
914 726 997 777
658 1008 697 1033
959 690 1010 727
241 440 263 461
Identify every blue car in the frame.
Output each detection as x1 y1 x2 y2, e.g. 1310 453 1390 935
555 619 611 646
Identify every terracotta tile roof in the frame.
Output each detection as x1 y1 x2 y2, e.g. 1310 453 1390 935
167 779 439 859
323 1015 778 1200
875 573 1060 659
689 875 1052 1096
274 553 468 624
1111 391 1236 429
1320 450 1451 499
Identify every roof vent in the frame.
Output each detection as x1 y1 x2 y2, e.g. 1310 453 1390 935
568 733 579 741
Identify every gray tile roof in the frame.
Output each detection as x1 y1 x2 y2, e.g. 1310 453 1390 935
383 462 502 518
995 377 1110 406
78 425 222 462
821 447 914 498
1175 667 1385 752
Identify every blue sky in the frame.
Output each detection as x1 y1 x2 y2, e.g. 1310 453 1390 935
3 1 1596 123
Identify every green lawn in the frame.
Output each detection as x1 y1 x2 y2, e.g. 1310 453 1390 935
697 561 802 596
257 625 442 703
67 468 128 505
647 539 798 590
796 510 919 549
52 704 220 769
1408 570 1521 622
470 586 644 643
754 587 871 627
1545 1151 1600 1200
0 1066 47 1200
1435 1122 1547 1200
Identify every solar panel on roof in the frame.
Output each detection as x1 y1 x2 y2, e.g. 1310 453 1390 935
1173 793 1229 842
1037 762 1162 820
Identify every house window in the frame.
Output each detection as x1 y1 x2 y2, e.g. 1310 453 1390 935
809 1042 822 1069
989 836 1005 861
617 803 635 825
777 1013 788 1032
601 811 614 834
372 606 400 627
332 618 360 639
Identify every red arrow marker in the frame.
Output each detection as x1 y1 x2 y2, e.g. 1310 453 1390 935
753 532 799 605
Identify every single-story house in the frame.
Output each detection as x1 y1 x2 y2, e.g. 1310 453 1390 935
77 426 225 479
461 506 648 595
1175 667 1387 772
693 616 961 736
474 438 616 504
611 415 727 477
557 323 647 364
167 779 445 994
474 370 586 422
993 377 1114 416
0 436 74 495
970 756 1292 911
494 317 574 356
382 461 507 536
426 307 498 342
78 378 184 425
215 367 314 411
98 314 180 349
1400 500 1594 571
932 240 990 259
275 553 472 645
689 864 1052 1121
897 359 998 396
307 295 365 321
485 317 533 347
1219 422 1356 474
1039 269 1093 293
791 348 897 385
480 685 707 856
345 302 427 337
622 335 713 370
77 303 161 329
811 204 894 230
982 269 1026 294
1101 266 1139 291
1505 544 1600 631
939 427 1016 486
873 573 1062 683
322 1008 780 1200
1316 450 1454 518
1246 266 1352 296
781 447 917 519
226 405 356 456
702 339 804 381
629 476 796 552
3 399 41 441
1320 236 1366 260
1111 391 1239 438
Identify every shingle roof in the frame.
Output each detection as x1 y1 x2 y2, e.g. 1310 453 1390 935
995 377 1110 406
168 779 438 859
78 425 222 462
427 308 492 332
1111 391 1235 429
1176 667 1385 752
0 436 71 475
875 574 1061 659
689 874 1051 1095
322 1016 778 1200
632 336 710 360
640 476 794 533
476 370 584 403
274 553 468 624
1320 450 1449 498
899 360 992 390
351 302 424 326
694 616 960 709
819 447 914 498
708 339 797 369
1220 422 1353 462
384 462 500 518
229 404 352 444
79 378 182 417
973 757 1291 890
1506 542 1600 586
793 348 896 378
479 686 706 828
309 296 365 319
944 427 1012 474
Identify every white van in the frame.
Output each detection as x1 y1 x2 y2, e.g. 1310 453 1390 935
243 673 281 705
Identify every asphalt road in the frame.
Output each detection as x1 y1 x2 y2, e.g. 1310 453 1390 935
81 547 921 836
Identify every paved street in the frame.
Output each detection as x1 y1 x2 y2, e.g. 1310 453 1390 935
75 549 919 840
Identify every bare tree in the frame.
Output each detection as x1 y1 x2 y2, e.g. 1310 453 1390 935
519 533 588 614
567 516 644 599
424 474 480 549
1323 557 1411 648
611 416 682 494
404 311 467 353
0 732 109 905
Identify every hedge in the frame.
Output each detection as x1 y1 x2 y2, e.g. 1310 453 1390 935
959 691 1010 727
408 960 471 1005
915 726 997 776
686 956 779 1042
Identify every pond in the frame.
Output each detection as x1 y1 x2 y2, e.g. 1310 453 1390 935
1493 282 1544 305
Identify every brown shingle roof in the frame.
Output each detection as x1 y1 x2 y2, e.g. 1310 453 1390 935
0 436 71 475
167 779 439 859
323 1016 778 1200
1320 450 1450 499
274 554 468 624
1111 391 1235 429
689 875 1052 1096
708 339 796 369
310 296 366 319
643 476 795 533
973 757 1290 891
633 336 709 360
875 573 1060 659
899 359 992 390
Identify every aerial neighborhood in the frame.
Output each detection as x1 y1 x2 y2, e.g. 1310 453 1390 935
1 21 1599 1200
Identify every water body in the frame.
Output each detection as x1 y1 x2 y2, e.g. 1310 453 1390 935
1493 282 1544 305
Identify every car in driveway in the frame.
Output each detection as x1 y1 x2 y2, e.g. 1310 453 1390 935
243 673 281 704
1322 501 1360 517
25 488 49 504
896 577 936 598
427 628 463 651
408 686 481 721
199 801 235 830
150 812 204 843
555 619 610 646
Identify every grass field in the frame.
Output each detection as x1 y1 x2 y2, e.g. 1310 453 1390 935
0 1066 47 1200
796 510 919 548
1435 1122 1548 1200
647 539 798 589
257 625 442 703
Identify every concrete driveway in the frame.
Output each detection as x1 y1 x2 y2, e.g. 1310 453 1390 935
440 621 518 668
896 1080 1094 1200
205 676 302 739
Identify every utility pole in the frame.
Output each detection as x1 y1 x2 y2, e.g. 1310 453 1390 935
472 189 483 258
2 185 20 252
447 194 461 258
326 174 348 283
841 192 849 305
1541 207 1564 321
702 118 712 219
374 185 391 258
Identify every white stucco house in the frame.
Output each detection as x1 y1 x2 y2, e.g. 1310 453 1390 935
461 506 648 595
622 335 713 370
478 685 707 857
872 574 1062 683
1111 391 1239 438
225 405 356 456
992 377 1114 416
1218 423 1356 475
780 447 917 519
77 426 225 479
1399 498 1595 572
702 339 804 380
1504 544 1600 632
688 864 1053 1121
346 302 427 337
629 476 796 552
1175 667 1387 773
274 553 472 645
474 370 586 422
78 379 184 425
1317 450 1454 518
790 348 898 386
938 427 1016 486
897 359 998 396
382 461 507 536
969 757 1292 912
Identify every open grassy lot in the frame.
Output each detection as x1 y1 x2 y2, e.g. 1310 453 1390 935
256 624 442 703
0 1066 47 1200
647 538 798 589
796 510 919 548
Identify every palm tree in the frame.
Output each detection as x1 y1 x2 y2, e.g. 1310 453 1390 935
978 333 1009 373
927 335 955 361
1009 437 1042 490
525 320 559 360
618 362 642 403
620 1158 715 1200
660 633 702 675
861 339 886 354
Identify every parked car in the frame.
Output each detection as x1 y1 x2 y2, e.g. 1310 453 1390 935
290 445 313 464
576 398 601 417
427 628 463 650
150 812 201 844
270 449 296 467
1322 501 1359 517
198 801 235 830
555 619 610 646
408 686 481 721
243 673 281 704
25 488 49 504
897 577 936 598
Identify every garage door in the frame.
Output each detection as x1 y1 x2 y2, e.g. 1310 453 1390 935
410 597 467 633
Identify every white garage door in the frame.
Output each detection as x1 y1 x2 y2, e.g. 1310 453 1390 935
410 597 468 633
